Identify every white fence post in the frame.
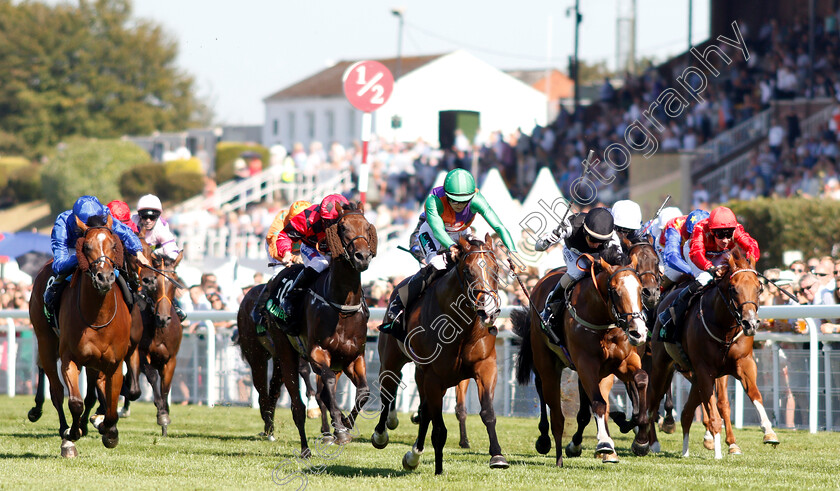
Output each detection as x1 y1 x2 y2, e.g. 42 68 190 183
734 375 744 429
6 318 16 397
206 323 216 407
807 318 819 434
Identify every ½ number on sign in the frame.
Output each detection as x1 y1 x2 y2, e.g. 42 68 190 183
354 66 385 104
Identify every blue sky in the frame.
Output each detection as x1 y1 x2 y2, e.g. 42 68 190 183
126 0 710 125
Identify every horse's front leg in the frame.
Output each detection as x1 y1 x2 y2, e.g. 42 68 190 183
60 354 84 443
693 368 723 459
371 359 405 449
455 379 470 448
714 376 740 454
615 353 650 456
27 367 46 423
402 368 430 471
79 368 100 438
473 360 509 469
310 347 350 444
344 355 369 434
278 347 309 458
99 365 123 449
567 378 591 458
735 356 779 446
158 358 177 436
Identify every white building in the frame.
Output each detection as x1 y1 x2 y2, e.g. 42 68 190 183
262 50 547 149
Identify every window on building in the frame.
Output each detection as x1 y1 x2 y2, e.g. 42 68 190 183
288 112 295 142
272 119 278 136
306 111 315 139
326 110 335 139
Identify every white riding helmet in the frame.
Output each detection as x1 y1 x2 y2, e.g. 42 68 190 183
137 194 163 212
611 200 642 230
657 206 683 228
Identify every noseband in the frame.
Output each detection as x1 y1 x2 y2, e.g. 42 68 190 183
701 267 760 343
454 248 500 312
83 226 120 279
604 266 647 331
628 242 660 285
333 210 370 262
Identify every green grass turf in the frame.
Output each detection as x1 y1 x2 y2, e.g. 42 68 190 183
1 395 838 490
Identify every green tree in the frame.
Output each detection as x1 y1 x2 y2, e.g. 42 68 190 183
0 0 212 157
41 138 149 215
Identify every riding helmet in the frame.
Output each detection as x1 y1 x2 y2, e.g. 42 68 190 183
708 206 737 230
319 194 349 221
73 196 107 225
137 194 163 213
443 169 476 202
611 200 642 230
685 209 710 235
583 207 614 241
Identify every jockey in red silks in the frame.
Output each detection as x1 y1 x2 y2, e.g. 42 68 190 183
106 200 139 234
658 206 760 342
267 194 350 333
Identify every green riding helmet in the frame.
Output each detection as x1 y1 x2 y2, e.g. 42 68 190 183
443 169 476 202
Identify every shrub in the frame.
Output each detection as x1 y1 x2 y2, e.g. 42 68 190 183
214 142 268 183
41 139 149 215
6 164 42 203
0 156 30 189
159 171 204 202
164 157 203 177
120 163 165 204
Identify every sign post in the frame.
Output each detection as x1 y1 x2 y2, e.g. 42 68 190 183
342 60 394 207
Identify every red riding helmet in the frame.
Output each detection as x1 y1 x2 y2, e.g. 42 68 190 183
708 206 737 230
106 200 131 223
319 194 349 221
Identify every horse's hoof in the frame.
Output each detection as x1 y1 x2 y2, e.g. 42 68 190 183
336 430 352 445
60 440 78 458
386 412 399 430
595 441 615 455
306 408 321 419
268 435 276 442
535 435 551 455
321 434 336 446
565 441 582 458
119 407 131 418
459 439 470 449
489 455 509 469
371 430 389 449
703 436 715 451
763 432 779 446
728 444 742 455
161 425 168 437
651 441 661 453
91 414 104 429
631 440 650 457
660 419 676 434
402 451 420 471
157 413 171 427
102 429 119 449
410 411 420 425
80 424 88 438
27 407 42 422
600 452 620 464
68 428 82 442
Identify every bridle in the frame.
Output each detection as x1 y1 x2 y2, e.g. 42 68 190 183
82 226 120 282
76 226 120 329
567 254 646 331
700 266 761 344
332 210 371 262
453 247 501 313
142 262 181 323
628 241 660 285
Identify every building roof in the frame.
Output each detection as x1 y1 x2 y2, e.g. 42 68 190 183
264 53 446 102
506 68 574 100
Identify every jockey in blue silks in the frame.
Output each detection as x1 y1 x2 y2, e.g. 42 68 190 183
44 195 150 327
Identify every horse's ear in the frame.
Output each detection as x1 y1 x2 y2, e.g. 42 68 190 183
367 224 378 257
106 213 113 229
174 250 184 268
459 235 470 249
75 215 87 233
630 254 638 270
599 257 614 273
484 233 492 248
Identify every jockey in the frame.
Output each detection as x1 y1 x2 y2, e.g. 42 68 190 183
131 194 186 321
658 206 760 341
611 199 646 244
251 200 311 347
106 200 139 234
267 194 350 334
658 209 708 290
379 168 517 339
535 207 625 327
648 206 683 243
44 196 150 328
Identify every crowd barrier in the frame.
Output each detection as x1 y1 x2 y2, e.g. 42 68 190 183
2 305 839 434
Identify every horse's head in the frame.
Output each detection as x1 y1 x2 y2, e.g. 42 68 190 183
722 246 761 336
628 240 661 309
75 214 123 294
149 252 183 328
598 256 647 346
324 202 377 272
451 234 501 328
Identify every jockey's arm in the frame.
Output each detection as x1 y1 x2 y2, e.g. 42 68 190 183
424 194 456 249
734 225 761 262
470 191 517 252
662 228 693 275
688 224 713 271
51 211 77 275
112 219 143 256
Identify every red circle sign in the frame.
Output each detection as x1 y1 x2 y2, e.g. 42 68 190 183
342 61 394 113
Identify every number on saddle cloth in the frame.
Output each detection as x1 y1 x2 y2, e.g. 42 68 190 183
264 267 301 320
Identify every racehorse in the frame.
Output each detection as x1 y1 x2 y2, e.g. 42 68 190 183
372 234 509 475
126 251 185 436
514 255 650 467
644 246 779 458
29 216 132 457
384 377 473 449
255 201 376 457
237 283 322 441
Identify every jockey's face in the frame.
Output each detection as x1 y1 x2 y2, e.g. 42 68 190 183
448 198 469 212
713 228 734 248
139 210 160 231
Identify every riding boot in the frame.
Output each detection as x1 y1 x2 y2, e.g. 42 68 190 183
379 295 407 342
174 303 187 322
257 333 276 358
250 284 272 332
43 273 69 329
379 263 447 341
277 267 320 335
658 279 702 343
116 273 134 311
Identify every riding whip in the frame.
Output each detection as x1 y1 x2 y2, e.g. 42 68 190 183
640 195 671 236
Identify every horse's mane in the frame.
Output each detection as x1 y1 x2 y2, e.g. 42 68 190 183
601 245 630 267
459 236 487 250
341 201 360 212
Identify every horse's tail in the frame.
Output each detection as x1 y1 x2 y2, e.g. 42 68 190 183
511 307 534 386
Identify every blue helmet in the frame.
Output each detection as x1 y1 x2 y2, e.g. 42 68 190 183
685 209 710 235
72 196 108 225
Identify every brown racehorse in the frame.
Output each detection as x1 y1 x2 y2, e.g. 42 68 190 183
514 255 650 467
237 283 322 441
386 376 473 449
127 251 185 436
256 202 376 457
372 234 509 475
644 246 779 459
29 216 132 457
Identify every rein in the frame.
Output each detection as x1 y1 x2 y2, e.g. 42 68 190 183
567 254 645 331
453 248 501 313
334 210 370 262
628 242 660 283
75 226 121 329
698 267 759 349
139 263 187 290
